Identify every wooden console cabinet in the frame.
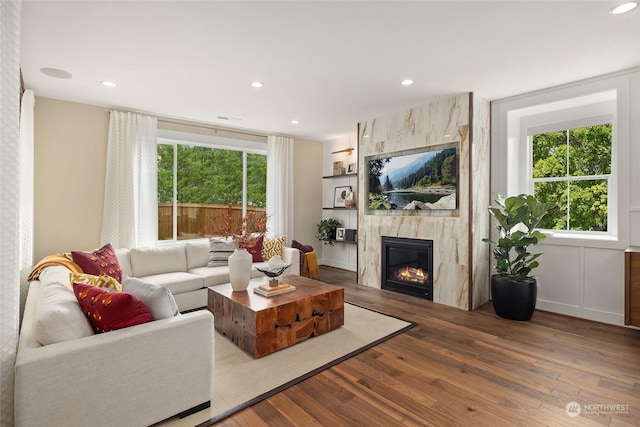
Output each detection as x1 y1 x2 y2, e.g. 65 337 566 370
625 247 640 326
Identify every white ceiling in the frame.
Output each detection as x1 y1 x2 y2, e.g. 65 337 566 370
20 1 640 142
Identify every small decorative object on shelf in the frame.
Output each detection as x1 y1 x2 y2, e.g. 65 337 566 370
344 188 355 208
347 163 356 174
334 186 351 207
316 218 341 245
333 161 346 175
335 228 346 241
345 229 357 242
254 255 291 287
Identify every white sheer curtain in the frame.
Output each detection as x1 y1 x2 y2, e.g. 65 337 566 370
0 2 23 425
100 111 158 248
19 89 35 306
266 135 294 241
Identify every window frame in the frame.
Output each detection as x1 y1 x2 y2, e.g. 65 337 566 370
528 116 613 234
156 129 267 244
504 90 624 246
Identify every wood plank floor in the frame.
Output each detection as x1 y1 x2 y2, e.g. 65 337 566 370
212 267 640 426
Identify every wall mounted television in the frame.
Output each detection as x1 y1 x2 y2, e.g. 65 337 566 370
366 142 459 213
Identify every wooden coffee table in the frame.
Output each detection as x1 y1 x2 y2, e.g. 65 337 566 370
207 275 344 358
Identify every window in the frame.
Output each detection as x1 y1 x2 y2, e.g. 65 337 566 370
157 134 267 242
504 90 619 240
531 122 612 232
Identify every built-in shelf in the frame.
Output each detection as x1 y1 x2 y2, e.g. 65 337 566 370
322 173 357 179
331 240 357 245
323 207 356 210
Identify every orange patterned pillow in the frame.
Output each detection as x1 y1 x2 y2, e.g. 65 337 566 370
72 243 123 282
73 283 152 333
261 236 285 261
70 272 122 292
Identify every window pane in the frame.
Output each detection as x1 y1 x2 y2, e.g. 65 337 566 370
568 179 608 232
532 131 567 179
157 144 174 240
534 179 608 232
534 181 568 230
157 140 267 242
247 153 266 208
568 124 612 177
175 146 243 239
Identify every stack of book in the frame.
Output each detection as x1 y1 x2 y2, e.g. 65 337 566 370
253 283 296 297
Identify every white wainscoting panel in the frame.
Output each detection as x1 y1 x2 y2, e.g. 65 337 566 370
536 244 581 307
583 248 624 316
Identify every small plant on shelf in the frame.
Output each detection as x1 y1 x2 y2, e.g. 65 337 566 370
316 218 341 246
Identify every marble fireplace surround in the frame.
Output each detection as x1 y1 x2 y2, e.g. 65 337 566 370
357 93 491 310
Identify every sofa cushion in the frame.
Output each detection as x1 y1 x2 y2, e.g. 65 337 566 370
33 267 95 345
70 272 122 292
207 237 236 267
186 242 209 270
72 243 123 282
115 247 133 277
136 271 204 295
262 236 286 261
130 245 187 277
122 274 180 319
188 265 233 287
73 283 153 333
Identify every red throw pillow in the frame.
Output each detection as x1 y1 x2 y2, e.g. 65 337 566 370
73 283 152 333
72 243 123 283
292 240 314 253
241 234 264 262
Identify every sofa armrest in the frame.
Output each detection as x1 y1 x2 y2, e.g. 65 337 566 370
15 297 214 427
282 246 300 275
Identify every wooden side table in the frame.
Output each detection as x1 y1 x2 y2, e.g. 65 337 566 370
208 275 344 357
625 247 640 326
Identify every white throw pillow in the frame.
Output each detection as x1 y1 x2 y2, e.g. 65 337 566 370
34 267 95 345
122 274 180 320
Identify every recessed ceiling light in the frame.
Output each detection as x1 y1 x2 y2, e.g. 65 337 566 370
250 81 264 88
101 81 117 87
291 120 300 124
40 68 72 79
610 1 637 14
401 79 414 86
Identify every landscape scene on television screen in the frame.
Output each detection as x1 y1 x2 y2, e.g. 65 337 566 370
367 146 457 211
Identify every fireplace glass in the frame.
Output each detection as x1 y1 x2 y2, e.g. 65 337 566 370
381 236 433 300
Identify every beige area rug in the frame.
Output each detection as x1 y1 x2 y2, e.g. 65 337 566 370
159 303 414 426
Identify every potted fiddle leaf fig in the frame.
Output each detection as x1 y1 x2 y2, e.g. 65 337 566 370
483 193 555 321
316 218 341 246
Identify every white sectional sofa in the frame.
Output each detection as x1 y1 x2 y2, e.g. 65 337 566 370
15 272 215 427
15 241 299 426
116 241 300 311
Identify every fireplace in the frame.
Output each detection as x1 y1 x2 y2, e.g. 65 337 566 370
381 237 433 300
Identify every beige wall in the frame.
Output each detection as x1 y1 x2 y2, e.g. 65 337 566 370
34 97 110 261
293 138 323 250
33 97 323 262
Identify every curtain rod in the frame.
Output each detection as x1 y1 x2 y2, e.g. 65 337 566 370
157 117 268 139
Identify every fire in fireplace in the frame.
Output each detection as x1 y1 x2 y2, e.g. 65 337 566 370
381 236 433 300
394 266 428 284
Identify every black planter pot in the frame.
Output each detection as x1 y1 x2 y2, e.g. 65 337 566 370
490 276 537 321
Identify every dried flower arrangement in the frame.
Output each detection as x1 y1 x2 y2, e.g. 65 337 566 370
212 204 268 249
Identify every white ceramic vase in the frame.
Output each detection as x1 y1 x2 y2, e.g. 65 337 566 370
228 248 252 291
